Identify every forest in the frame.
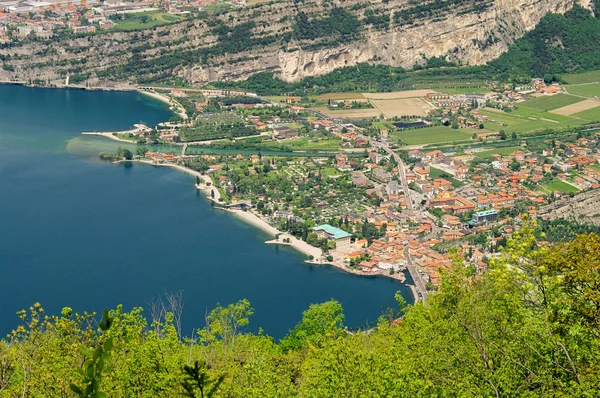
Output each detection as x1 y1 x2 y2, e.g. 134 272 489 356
489 5 600 82
0 225 599 396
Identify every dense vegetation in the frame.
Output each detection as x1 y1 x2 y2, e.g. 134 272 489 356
1 225 599 396
293 8 361 43
489 5 600 82
537 218 600 242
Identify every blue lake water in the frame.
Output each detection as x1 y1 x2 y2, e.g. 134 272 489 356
0 85 413 339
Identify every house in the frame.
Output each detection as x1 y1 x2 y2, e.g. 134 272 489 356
352 171 371 187
373 167 392 183
273 126 298 139
336 152 348 168
442 231 465 241
312 225 352 248
273 210 295 220
369 152 383 164
387 180 400 195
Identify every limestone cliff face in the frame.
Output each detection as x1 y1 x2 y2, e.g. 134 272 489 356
0 0 589 86
276 0 580 82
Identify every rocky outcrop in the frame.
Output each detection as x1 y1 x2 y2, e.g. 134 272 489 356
277 0 582 81
539 189 600 226
0 0 589 86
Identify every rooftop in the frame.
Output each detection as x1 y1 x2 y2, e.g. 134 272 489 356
312 224 352 240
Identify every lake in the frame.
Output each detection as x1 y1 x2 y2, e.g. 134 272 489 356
0 84 413 339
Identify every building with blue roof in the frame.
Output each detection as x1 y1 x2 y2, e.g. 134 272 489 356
312 224 352 248
471 209 498 224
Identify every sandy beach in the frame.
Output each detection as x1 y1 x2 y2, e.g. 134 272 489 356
139 89 188 120
82 131 137 144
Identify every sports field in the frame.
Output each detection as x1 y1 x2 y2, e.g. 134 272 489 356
391 126 472 145
565 84 600 98
542 179 579 194
111 11 183 31
517 94 584 111
475 146 522 159
562 70 600 84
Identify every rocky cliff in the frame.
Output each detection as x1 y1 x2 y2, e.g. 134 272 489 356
539 189 600 226
0 0 590 86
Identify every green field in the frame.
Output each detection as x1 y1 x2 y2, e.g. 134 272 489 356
565 84 600 98
278 138 342 151
572 105 600 121
480 107 586 135
392 126 473 145
542 178 579 194
475 146 522 159
562 70 600 84
429 167 464 188
517 94 584 111
111 11 183 31
443 87 491 95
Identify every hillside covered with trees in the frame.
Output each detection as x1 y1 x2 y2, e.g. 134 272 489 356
0 225 599 396
489 5 600 82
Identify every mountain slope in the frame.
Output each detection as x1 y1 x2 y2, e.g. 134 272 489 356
0 0 583 86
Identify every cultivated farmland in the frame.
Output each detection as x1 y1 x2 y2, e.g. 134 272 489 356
392 126 473 145
565 84 600 98
562 70 600 84
573 105 600 121
551 99 600 116
518 94 584 111
362 90 435 99
370 98 435 118
313 107 382 118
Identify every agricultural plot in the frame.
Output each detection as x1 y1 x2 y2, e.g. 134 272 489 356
562 70 600 84
391 126 472 145
479 108 585 134
362 90 435 99
313 107 382 118
551 99 600 116
565 83 600 98
572 105 600 121
518 94 584 111
370 98 435 118
443 87 491 94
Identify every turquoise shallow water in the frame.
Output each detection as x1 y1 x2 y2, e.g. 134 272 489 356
0 85 413 338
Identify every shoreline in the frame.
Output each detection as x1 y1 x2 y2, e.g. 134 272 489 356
82 131 138 144
115 159 417 296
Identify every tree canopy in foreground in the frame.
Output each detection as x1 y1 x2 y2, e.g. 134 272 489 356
1 224 599 396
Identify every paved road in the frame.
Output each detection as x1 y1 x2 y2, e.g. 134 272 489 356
374 140 414 211
404 247 429 303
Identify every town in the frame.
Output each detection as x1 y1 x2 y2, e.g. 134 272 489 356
0 0 248 43
87 77 600 303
